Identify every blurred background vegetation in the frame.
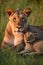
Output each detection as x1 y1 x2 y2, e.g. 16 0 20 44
0 0 43 65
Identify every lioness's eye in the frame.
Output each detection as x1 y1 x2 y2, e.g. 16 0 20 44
14 17 16 20
22 18 25 22
13 17 16 22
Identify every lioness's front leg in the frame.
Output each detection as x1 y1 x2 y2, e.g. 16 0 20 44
18 43 33 55
1 35 14 50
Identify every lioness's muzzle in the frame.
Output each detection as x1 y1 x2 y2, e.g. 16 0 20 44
16 26 22 29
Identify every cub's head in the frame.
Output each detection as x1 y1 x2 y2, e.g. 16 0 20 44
6 8 31 33
24 32 35 43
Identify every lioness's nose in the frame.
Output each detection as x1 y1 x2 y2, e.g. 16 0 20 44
17 26 22 29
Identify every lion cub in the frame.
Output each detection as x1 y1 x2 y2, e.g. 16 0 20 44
19 32 43 55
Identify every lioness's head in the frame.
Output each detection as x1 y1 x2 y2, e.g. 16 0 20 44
6 8 31 33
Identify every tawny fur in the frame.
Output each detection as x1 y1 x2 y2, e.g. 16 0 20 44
20 32 43 54
1 8 43 55
1 8 31 50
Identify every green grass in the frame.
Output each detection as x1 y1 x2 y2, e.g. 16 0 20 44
0 0 43 65
0 47 43 65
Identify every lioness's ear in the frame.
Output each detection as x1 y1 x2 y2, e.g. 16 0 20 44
23 8 31 17
6 8 15 17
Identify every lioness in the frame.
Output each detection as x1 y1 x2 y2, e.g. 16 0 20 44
1 8 31 50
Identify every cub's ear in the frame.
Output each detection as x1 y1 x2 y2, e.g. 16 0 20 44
6 8 15 17
23 8 31 17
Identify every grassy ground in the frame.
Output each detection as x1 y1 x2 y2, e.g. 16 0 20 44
0 0 43 65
